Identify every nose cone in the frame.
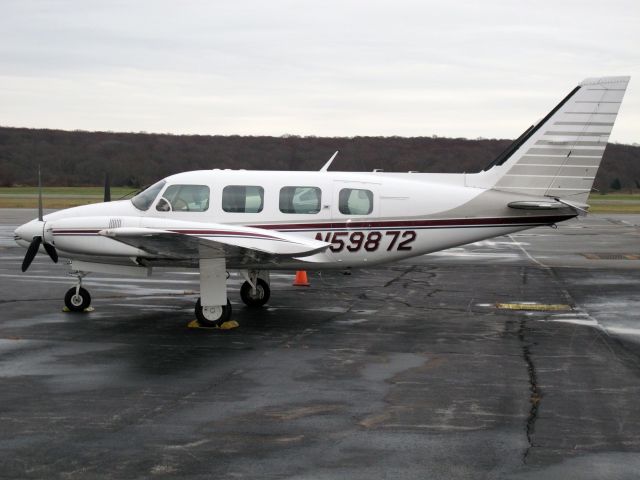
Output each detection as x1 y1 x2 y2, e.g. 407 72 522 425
14 219 44 247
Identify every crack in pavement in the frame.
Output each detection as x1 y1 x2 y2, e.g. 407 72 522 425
518 318 541 464
383 265 418 288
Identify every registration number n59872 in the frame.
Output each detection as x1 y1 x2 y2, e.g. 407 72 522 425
315 230 416 253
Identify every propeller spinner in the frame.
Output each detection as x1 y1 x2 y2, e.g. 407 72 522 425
15 221 58 272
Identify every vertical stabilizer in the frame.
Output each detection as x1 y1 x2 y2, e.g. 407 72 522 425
470 76 630 203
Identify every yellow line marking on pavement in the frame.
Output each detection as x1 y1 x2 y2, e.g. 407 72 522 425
495 303 572 311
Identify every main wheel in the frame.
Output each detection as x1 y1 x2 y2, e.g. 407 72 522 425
195 298 232 327
240 279 270 307
64 287 91 312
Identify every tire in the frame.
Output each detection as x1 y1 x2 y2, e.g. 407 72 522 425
64 287 91 312
195 298 232 327
240 279 270 307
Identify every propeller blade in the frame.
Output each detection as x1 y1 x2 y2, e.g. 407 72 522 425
37 165 43 222
104 172 111 202
21 236 42 272
43 241 59 263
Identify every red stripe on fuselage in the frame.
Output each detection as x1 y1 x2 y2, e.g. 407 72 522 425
51 214 576 237
248 214 576 231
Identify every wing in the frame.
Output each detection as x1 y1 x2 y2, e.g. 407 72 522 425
99 223 330 266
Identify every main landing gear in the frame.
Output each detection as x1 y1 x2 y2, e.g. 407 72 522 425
194 260 271 328
195 268 270 327
195 298 233 327
239 271 271 308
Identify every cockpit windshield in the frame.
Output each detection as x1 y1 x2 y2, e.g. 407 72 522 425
131 180 166 211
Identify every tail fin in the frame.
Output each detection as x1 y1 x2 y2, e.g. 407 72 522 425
471 76 630 204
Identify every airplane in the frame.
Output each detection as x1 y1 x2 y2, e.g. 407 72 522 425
14 76 630 327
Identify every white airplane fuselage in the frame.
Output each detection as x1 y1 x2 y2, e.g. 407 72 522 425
15 169 576 271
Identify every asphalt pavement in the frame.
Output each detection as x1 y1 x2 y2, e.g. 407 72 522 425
1 209 639 479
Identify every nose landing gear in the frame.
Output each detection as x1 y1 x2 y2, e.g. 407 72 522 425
64 287 91 312
64 272 91 312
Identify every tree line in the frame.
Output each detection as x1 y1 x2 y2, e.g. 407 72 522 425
0 126 638 193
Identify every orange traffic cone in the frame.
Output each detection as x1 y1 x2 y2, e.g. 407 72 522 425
293 270 310 287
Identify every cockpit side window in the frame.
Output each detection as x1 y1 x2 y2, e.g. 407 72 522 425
156 185 210 212
131 180 166 211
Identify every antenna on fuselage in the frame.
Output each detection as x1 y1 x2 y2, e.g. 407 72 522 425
320 151 339 172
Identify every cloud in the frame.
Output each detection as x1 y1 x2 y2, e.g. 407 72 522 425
1 0 638 142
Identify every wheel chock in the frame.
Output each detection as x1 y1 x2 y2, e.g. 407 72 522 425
187 319 240 330
219 320 240 330
62 306 95 313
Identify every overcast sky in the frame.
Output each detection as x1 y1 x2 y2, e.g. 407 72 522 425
1 0 638 143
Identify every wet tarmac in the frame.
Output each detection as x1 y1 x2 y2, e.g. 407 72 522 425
1 209 639 479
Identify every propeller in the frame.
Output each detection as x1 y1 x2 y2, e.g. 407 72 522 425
38 164 43 222
20 166 59 272
104 172 111 202
43 241 59 262
21 236 42 272
20 236 59 272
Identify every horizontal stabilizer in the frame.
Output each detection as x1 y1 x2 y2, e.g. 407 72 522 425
508 201 565 210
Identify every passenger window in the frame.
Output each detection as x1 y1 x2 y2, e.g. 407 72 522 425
279 186 321 214
156 185 210 212
222 185 264 213
339 188 373 215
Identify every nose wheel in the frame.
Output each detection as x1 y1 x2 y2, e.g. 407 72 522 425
64 286 91 312
64 271 91 312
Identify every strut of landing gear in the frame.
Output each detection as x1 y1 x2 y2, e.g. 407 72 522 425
64 273 91 312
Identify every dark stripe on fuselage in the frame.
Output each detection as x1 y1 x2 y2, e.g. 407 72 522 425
51 214 576 238
52 229 102 235
248 214 576 231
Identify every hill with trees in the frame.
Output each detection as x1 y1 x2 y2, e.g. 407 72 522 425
0 126 638 193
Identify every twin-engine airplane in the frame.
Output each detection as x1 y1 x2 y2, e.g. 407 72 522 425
14 76 630 327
